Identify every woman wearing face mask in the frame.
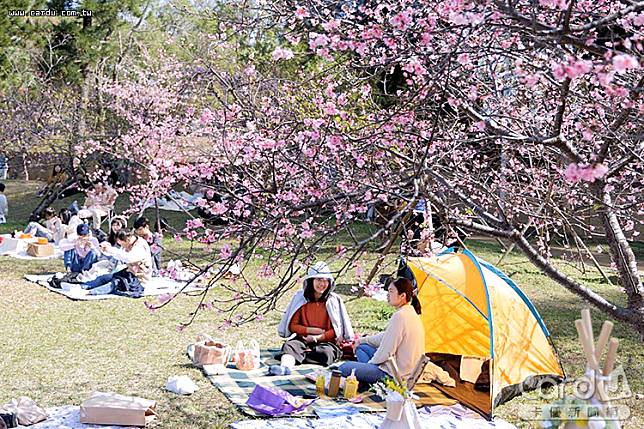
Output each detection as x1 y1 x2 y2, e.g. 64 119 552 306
338 277 424 384
270 262 354 376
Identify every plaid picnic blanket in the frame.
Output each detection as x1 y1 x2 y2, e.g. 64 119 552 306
192 348 456 418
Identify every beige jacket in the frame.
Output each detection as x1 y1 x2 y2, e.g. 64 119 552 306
361 303 425 381
103 237 152 283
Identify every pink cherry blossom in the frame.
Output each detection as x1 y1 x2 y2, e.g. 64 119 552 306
612 54 639 73
564 164 582 183
457 53 470 65
295 6 307 19
200 109 215 125
220 244 232 259
389 10 413 31
272 47 294 61
592 163 609 180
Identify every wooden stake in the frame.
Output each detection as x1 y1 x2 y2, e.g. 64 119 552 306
603 338 619 377
576 320 611 403
594 321 614 362
581 309 595 353
575 320 598 369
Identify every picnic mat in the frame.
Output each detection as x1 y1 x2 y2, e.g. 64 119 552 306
24 274 205 300
230 404 518 428
192 348 456 418
142 191 201 212
15 405 138 429
1 249 63 260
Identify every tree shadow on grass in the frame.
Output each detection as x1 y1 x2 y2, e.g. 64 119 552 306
173 363 195 369
334 282 357 295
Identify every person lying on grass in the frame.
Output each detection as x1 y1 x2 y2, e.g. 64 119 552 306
59 223 101 273
338 277 425 385
77 229 152 296
271 261 354 376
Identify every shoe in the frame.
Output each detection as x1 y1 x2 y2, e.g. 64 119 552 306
48 276 62 289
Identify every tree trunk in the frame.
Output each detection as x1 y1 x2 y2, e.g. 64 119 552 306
594 184 644 336
511 231 643 337
22 152 29 180
594 185 643 303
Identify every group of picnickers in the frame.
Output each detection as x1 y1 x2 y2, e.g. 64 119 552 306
7 178 163 297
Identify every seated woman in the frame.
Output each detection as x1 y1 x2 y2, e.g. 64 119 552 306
271 262 354 376
59 224 101 273
133 216 162 275
38 164 68 197
82 182 118 229
339 278 424 385
108 216 128 246
80 229 152 296
23 207 62 243
59 208 83 238
100 216 128 266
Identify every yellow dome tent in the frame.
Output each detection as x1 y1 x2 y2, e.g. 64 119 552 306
403 249 565 418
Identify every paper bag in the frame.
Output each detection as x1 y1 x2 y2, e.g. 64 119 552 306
246 385 312 416
234 340 260 370
193 338 231 366
80 392 156 427
1 397 47 426
26 243 54 257
380 398 421 429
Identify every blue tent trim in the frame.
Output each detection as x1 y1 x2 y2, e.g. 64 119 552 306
478 259 551 338
438 246 455 256
461 248 495 359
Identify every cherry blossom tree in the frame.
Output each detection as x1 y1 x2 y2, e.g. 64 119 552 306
84 0 643 335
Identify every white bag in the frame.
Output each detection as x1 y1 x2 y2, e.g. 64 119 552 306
234 339 260 370
1 397 48 426
165 375 199 395
380 394 421 429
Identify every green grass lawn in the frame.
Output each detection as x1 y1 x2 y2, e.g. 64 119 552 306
0 180 642 428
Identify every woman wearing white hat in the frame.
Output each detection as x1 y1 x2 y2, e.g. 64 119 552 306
271 261 354 375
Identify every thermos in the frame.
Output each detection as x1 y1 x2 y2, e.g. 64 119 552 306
327 370 342 397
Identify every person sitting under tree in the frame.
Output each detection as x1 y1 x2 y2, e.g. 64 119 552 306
338 277 425 385
81 181 118 229
23 207 62 242
133 216 162 275
271 262 354 376
59 224 101 273
78 229 152 297
0 183 7 224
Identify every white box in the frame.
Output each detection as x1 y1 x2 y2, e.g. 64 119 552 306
0 236 21 254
